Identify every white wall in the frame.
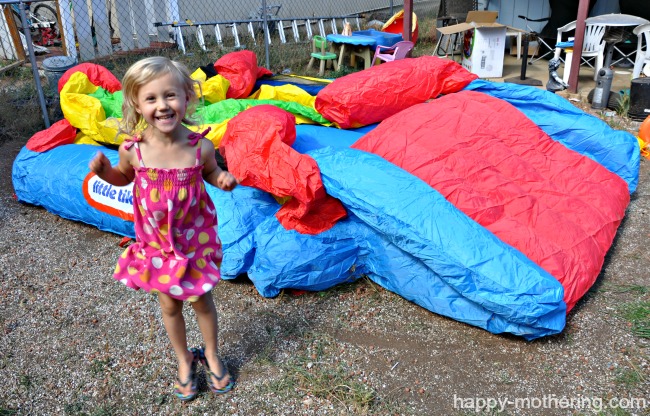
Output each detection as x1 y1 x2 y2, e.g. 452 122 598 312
486 0 551 32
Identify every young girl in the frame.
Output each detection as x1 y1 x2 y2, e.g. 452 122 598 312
89 56 238 400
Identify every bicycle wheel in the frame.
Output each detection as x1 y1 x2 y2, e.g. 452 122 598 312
33 4 60 38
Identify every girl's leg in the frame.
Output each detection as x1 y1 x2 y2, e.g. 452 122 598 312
158 293 195 395
191 293 232 389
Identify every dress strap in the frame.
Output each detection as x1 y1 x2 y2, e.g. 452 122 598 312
133 142 145 167
124 135 145 167
189 128 211 166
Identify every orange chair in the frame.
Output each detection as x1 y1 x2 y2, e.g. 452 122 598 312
372 40 414 66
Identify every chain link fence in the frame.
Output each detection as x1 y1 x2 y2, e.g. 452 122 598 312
1 0 441 135
3 0 439 63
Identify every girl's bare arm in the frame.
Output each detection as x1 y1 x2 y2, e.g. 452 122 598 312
89 142 136 186
201 139 238 191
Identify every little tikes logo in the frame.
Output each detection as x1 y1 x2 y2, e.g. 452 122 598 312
83 173 134 221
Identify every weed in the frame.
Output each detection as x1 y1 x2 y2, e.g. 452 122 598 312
64 401 84 414
89 357 113 376
615 90 630 118
90 404 117 416
317 278 365 300
18 373 32 389
620 300 650 339
601 283 648 294
596 408 634 416
0 409 19 416
614 367 643 387
293 363 376 412
499 370 513 384
329 64 356 78
406 319 428 331
260 331 380 413
0 64 32 81
0 82 50 144
253 342 278 366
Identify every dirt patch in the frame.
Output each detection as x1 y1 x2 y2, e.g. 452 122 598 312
0 109 648 415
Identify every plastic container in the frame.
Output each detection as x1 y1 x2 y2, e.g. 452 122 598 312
629 77 650 121
42 56 77 91
591 68 614 110
352 29 402 47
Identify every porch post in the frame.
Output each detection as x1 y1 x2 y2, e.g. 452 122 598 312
567 0 590 93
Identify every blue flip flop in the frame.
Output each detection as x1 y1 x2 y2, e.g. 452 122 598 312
197 348 235 395
173 348 200 401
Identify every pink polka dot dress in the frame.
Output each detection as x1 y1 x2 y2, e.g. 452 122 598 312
113 132 222 302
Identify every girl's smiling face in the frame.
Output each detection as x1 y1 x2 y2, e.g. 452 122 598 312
135 72 189 136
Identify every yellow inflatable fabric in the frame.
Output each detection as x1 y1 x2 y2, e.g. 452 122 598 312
61 72 126 146
190 68 231 104
61 68 326 148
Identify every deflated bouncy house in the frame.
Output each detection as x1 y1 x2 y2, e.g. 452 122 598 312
12 51 639 340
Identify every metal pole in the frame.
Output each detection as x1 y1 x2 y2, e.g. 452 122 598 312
520 35 530 79
18 0 50 128
567 0 590 94
403 0 412 42
262 0 270 69
390 0 394 16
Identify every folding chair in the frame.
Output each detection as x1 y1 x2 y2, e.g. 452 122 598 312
434 0 477 57
518 15 557 65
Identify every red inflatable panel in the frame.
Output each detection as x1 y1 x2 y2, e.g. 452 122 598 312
26 119 77 152
219 105 346 234
352 90 630 312
214 50 272 99
58 63 122 93
315 56 478 129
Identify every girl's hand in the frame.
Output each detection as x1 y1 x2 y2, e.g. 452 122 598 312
89 152 111 175
216 171 238 191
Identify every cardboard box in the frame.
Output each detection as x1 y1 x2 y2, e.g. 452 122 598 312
437 11 506 78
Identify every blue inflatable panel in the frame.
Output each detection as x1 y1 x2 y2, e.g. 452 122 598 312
255 78 328 96
209 185 279 277
464 79 640 193
247 213 364 296
293 124 366 153
12 144 136 238
310 147 566 336
212 144 566 339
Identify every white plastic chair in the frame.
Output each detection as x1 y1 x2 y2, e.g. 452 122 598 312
632 23 650 79
553 21 606 81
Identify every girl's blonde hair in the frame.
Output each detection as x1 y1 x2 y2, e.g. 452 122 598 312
120 56 200 136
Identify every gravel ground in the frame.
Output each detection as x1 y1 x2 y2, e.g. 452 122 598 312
1 114 649 415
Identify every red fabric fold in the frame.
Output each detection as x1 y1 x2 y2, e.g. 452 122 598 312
352 90 630 312
26 119 77 152
214 50 272 99
315 56 478 129
219 105 346 234
57 63 122 93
